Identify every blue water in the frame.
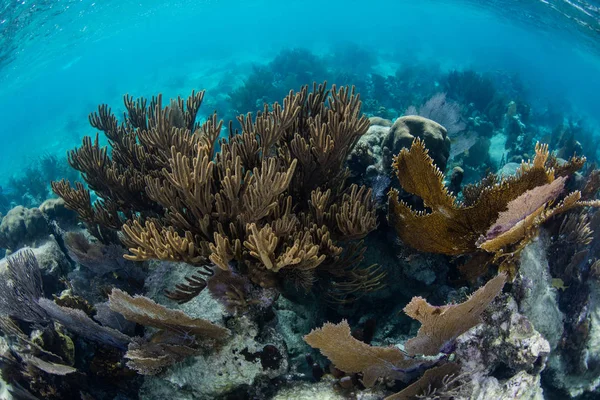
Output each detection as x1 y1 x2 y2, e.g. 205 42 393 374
0 0 599 194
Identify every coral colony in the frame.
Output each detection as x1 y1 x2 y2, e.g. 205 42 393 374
1 55 600 399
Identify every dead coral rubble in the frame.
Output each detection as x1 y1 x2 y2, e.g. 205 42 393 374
53 82 381 303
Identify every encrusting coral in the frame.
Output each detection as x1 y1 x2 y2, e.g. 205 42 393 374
53 82 381 303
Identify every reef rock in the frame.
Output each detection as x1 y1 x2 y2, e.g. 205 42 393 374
140 261 289 399
30 238 72 294
0 206 49 251
456 295 550 384
517 235 564 350
544 278 600 397
274 296 316 370
352 119 391 175
470 371 544 400
368 116 393 127
39 198 78 229
144 260 227 324
139 315 288 400
383 115 451 172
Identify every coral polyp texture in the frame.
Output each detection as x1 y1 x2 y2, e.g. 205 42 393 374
52 82 380 304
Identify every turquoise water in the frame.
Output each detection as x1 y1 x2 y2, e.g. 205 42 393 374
0 0 599 197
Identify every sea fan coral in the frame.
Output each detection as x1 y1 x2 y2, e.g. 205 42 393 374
304 319 421 387
388 139 587 256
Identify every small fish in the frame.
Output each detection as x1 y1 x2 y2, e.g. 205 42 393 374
551 278 569 291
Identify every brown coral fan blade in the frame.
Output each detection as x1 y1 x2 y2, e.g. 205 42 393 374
385 363 461 400
403 273 506 356
38 299 131 349
24 356 77 376
392 137 456 210
389 141 558 255
108 288 229 340
304 320 420 387
484 176 567 240
125 339 199 375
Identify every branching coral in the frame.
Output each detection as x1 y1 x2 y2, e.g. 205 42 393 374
53 83 379 303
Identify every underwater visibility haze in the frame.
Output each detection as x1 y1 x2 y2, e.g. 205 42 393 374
0 0 600 399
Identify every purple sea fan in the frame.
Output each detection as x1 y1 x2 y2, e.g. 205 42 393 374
0 249 49 324
485 176 568 241
406 93 466 137
449 131 479 159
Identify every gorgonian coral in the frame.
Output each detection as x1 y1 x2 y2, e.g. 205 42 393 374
389 139 589 255
53 83 382 303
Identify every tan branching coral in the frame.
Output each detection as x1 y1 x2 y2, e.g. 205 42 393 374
388 139 589 256
403 273 506 356
304 320 420 387
54 83 379 303
558 212 594 246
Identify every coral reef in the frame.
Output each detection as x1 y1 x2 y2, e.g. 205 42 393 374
304 274 506 397
139 315 288 399
0 61 597 399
